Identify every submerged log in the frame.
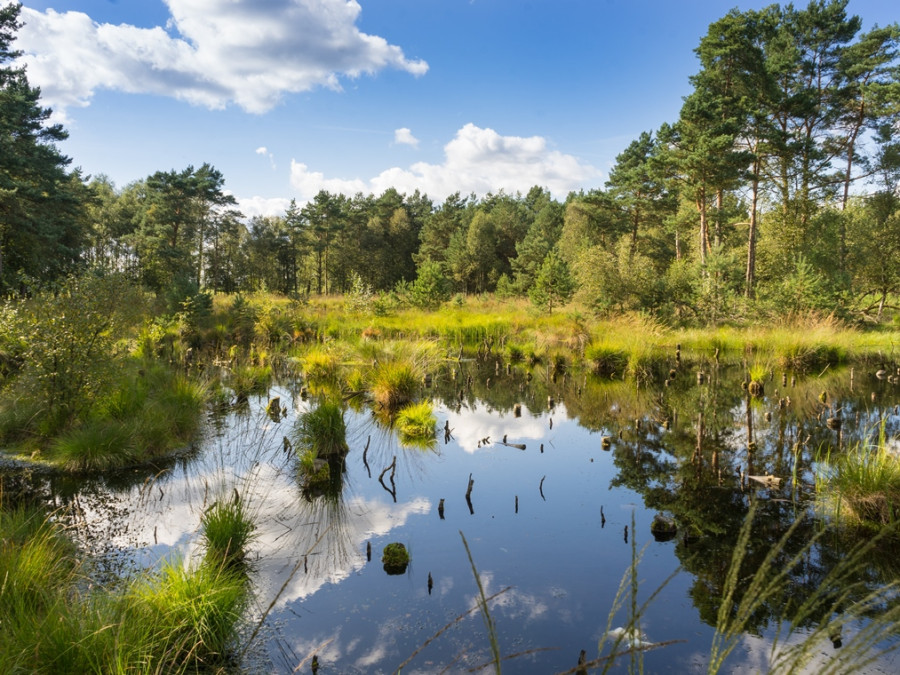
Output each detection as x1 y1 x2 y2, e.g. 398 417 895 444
498 441 526 450
748 474 782 488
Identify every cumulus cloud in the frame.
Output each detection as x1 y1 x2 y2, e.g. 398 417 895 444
291 123 600 201
237 195 291 219
393 127 419 148
15 0 428 115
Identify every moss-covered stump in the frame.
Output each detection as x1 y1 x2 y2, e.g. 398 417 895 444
382 542 410 575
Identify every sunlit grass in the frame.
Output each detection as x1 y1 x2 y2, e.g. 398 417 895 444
201 493 256 565
395 400 437 446
294 400 348 458
371 359 421 411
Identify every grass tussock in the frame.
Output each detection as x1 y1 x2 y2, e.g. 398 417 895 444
294 400 348 458
395 400 437 445
0 504 248 674
371 360 421 410
48 367 207 471
201 493 256 565
817 421 900 526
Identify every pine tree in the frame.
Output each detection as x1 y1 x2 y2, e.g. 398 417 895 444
0 2 86 289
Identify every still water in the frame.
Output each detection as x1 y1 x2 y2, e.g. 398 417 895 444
7 361 900 673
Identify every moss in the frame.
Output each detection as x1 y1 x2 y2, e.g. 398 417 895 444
382 542 410 575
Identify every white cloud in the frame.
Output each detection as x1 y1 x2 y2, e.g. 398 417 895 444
290 161 369 197
15 0 428 115
290 123 600 201
394 127 419 148
255 145 276 169
237 195 291 219
440 400 549 454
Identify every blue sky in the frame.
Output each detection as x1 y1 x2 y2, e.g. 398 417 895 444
12 0 898 216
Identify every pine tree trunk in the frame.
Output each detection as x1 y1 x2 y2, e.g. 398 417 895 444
745 169 760 298
697 188 709 266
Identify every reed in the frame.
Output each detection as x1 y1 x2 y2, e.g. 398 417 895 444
129 557 248 668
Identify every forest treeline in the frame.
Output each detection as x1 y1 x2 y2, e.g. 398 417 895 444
2 0 899 323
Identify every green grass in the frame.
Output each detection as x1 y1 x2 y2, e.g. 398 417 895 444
395 400 437 445
0 503 249 674
201 493 256 565
299 345 343 382
44 367 207 471
229 362 273 398
295 400 348 458
585 343 630 378
371 359 421 410
51 419 137 471
817 421 900 526
130 557 248 667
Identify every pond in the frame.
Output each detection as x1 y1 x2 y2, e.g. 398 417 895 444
4 359 900 673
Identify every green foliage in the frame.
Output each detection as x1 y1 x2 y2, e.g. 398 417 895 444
574 240 658 315
229 362 272 399
409 260 452 309
0 3 87 290
371 359 421 410
0 275 145 436
129 557 248 669
585 343 630 378
0 504 248 673
51 420 137 471
382 542 411 575
46 366 206 470
346 271 375 314
529 249 574 312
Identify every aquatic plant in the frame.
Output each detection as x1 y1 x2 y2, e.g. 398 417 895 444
45 367 206 471
707 502 900 674
229 362 272 399
299 345 342 381
382 542 411 575
395 401 436 444
371 359 420 410
51 420 137 471
295 400 348 458
817 421 900 526
585 343 629 378
201 493 256 564
129 557 248 668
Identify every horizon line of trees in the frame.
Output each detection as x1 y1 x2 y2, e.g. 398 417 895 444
3 0 900 323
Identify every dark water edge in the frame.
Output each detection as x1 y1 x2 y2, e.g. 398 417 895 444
2 361 900 673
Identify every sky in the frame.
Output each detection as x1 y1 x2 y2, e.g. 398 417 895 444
10 0 899 218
